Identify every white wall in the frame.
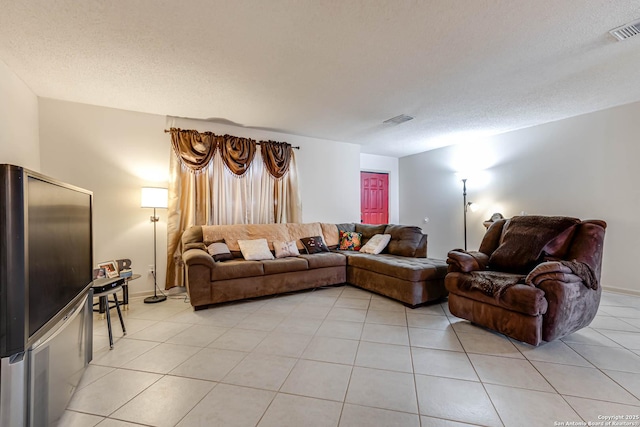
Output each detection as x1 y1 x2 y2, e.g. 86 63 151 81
169 117 361 224
360 153 399 224
400 100 640 294
39 99 170 297
37 102 361 296
0 60 40 170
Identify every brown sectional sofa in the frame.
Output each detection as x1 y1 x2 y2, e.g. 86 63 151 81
181 222 448 310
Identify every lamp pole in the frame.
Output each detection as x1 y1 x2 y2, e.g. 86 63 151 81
144 207 167 303
462 178 468 251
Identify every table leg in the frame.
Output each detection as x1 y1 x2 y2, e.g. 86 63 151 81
104 296 114 350
99 295 107 320
122 280 129 310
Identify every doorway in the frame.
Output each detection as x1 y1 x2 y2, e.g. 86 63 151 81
360 171 389 224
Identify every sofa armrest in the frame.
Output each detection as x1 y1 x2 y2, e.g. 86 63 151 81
183 248 215 269
446 250 489 273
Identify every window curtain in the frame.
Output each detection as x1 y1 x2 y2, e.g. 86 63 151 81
165 128 302 289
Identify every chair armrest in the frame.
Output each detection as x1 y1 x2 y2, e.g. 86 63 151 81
525 261 587 287
183 248 215 269
534 273 601 342
446 250 489 273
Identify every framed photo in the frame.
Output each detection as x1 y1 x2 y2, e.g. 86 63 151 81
97 261 119 279
93 267 106 280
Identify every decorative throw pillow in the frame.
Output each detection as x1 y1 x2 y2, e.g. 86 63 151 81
207 241 233 262
273 240 300 258
300 236 330 254
237 238 275 261
359 234 392 254
339 231 363 251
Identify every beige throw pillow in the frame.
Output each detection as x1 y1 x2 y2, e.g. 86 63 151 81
238 238 275 261
359 234 392 254
273 240 300 258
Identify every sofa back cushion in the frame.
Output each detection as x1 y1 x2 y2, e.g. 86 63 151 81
355 224 387 245
384 225 424 257
286 223 325 250
203 224 291 251
201 222 326 252
321 223 341 248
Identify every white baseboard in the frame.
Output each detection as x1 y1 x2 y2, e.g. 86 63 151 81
128 286 188 299
602 286 640 297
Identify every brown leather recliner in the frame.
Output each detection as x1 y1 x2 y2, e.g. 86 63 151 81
445 216 606 346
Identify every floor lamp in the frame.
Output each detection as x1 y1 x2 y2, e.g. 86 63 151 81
141 187 168 304
462 178 480 251
462 179 469 250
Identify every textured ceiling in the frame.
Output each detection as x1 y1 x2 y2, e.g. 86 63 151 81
1 1 640 157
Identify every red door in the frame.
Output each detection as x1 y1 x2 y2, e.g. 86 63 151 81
361 172 389 224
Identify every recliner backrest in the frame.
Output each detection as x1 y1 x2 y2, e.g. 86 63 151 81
565 220 607 279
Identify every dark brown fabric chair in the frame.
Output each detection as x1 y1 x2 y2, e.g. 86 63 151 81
445 216 606 346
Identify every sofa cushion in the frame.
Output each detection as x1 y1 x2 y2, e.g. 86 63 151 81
211 260 265 281
262 257 309 274
203 224 291 251
337 223 356 233
355 224 387 244
446 272 548 316
339 231 363 251
298 252 346 268
321 223 340 248
384 225 424 257
285 223 324 250
347 253 447 282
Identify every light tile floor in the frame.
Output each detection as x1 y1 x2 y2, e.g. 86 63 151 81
59 286 640 427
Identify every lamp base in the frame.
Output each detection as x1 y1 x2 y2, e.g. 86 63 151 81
144 295 167 304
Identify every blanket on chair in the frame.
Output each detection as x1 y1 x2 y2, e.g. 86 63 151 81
465 271 527 298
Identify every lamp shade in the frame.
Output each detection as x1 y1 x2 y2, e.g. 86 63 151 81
141 187 168 208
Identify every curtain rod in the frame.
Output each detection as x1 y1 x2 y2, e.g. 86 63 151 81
164 129 300 149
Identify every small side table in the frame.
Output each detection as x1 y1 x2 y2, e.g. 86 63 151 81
92 277 127 349
121 273 141 310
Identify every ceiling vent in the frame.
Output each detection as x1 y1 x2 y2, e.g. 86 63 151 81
383 114 414 125
609 19 640 41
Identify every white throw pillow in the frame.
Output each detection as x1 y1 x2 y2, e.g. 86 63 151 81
359 234 392 254
238 238 275 261
273 240 300 258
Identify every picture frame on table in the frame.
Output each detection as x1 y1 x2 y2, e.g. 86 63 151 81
93 267 106 280
97 261 119 279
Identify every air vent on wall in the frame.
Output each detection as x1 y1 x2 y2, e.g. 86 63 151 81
609 19 640 41
383 114 414 125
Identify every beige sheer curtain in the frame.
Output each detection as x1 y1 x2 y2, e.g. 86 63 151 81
165 128 302 289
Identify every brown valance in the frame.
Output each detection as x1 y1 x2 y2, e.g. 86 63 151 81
219 135 256 177
167 128 297 179
169 128 217 172
260 140 292 179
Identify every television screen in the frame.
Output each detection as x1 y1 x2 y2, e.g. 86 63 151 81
27 176 93 338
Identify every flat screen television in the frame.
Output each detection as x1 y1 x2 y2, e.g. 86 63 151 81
0 164 93 358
